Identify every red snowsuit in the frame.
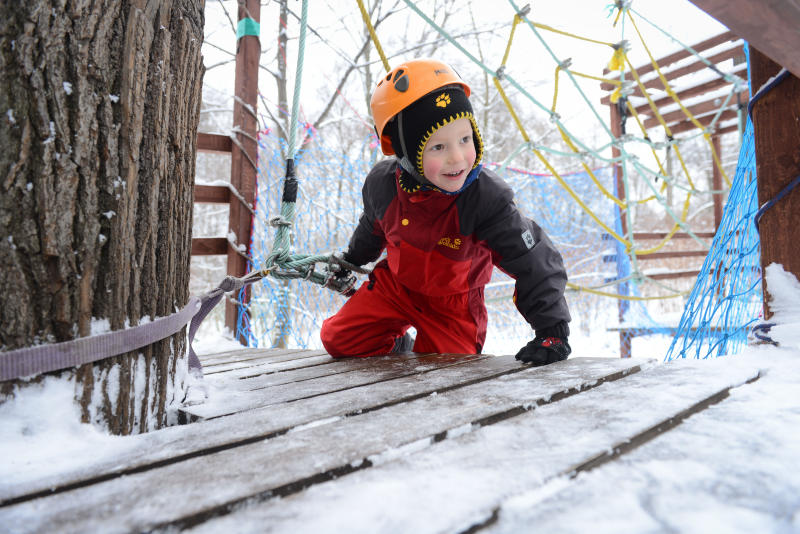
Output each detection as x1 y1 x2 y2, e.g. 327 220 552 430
320 159 570 357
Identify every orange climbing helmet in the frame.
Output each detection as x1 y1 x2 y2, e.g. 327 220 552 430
370 58 471 155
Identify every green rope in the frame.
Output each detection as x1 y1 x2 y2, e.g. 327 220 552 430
286 0 308 159
263 0 334 285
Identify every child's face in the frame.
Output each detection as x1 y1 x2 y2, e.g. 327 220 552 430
421 117 476 193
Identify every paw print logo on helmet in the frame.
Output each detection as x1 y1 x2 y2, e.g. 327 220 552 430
435 93 450 108
370 59 471 156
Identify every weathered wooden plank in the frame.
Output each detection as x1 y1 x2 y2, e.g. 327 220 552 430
484 357 800 533
190 237 228 256
0 358 649 533
1 354 561 504
176 361 762 534
196 132 232 154
203 354 336 381
689 0 800 79
207 352 440 392
200 349 328 374
193 184 231 204
183 352 490 420
199 347 315 365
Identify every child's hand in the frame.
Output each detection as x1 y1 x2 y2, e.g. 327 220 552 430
323 252 358 297
514 336 571 365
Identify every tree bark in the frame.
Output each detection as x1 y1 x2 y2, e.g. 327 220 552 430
0 0 204 434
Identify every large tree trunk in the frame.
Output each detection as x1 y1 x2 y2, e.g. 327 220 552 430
0 0 204 434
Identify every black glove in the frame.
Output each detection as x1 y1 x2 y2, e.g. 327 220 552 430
323 251 358 297
515 336 571 365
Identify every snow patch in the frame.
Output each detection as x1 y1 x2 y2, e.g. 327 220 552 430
109 94 120 103
288 416 343 434
6 108 15 124
0 376 132 488
764 263 800 349
63 81 73 95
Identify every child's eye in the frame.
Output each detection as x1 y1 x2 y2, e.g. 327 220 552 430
429 144 444 151
460 136 471 144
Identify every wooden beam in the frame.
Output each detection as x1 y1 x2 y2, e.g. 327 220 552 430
641 95 740 130
193 184 231 204
712 135 723 229
226 0 261 342
197 132 232 154
600 44 744 92
603 31 736 78
689 0 800 78
666 108 738 135
646 270 701 280
609 101 631 359
750 47 800 318
631 67 746 113
714 123 740 136
601 64 746 107
191 237 229 256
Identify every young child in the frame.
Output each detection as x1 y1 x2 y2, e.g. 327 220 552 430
321 58 571 366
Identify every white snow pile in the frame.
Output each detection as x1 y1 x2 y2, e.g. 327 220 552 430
762 263 800 349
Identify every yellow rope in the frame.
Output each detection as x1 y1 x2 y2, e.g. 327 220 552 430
356 0 390 72
549 66 626 209
627 10 731 186
501 15 523 67
625 100 669 202
531 146 631 247
567 282 689 300
493 78 530 143
531 21 616 48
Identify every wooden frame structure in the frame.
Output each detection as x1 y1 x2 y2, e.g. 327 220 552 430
601 32 747 358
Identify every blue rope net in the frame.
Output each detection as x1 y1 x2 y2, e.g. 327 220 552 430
665 116 761 360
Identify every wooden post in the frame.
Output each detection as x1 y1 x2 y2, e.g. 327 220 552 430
749 48 800 318
711 135 723 230
610 101 631 359
226 0 261 343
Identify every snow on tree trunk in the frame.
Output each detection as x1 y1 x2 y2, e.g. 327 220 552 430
0 0 204 435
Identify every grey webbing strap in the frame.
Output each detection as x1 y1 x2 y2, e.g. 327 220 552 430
0 297 202 382
186 272 264 377
0 272 265 383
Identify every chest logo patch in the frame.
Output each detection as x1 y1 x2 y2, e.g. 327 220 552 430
437 236 462 250
522 229 535 249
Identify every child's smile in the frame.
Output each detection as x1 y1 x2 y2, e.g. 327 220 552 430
422 117 476 192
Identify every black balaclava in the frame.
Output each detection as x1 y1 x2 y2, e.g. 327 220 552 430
387 85 484 193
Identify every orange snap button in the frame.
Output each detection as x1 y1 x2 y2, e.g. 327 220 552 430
401 218 409 226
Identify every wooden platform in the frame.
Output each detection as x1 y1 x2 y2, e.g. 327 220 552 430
0 348 778 533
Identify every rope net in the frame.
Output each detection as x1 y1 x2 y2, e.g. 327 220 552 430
666 118 761 360
201 1 763 358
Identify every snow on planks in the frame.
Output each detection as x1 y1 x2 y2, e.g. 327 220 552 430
0 349 762 534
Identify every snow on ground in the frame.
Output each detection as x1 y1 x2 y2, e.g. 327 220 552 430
0 265 798 532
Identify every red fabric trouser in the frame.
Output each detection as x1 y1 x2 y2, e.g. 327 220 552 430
320 262 486 357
